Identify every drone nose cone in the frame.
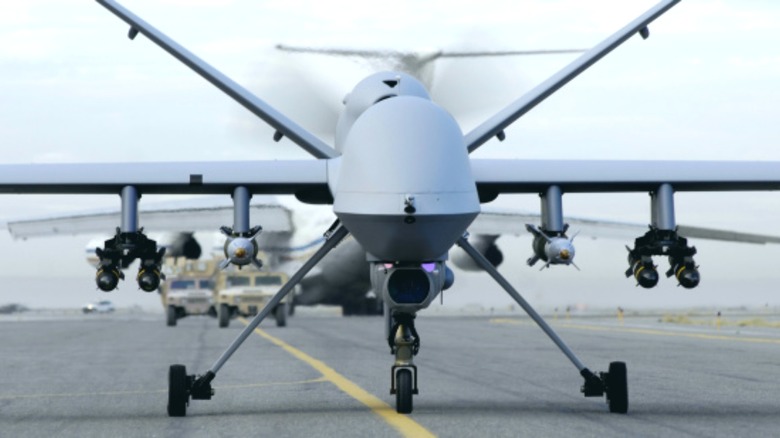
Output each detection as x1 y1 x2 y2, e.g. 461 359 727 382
677 267 700 289
96 270 119 292
636 266 659 289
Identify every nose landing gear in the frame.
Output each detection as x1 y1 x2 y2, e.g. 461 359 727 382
388 313 420 414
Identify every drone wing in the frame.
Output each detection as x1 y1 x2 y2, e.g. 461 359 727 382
96 0 338 159
0 160 327 195
472 159 780 195
464 0 680 153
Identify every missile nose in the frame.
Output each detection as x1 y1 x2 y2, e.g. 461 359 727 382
137 270 160 292
96 270 119 292
636 266 659 288
234 247 247 258
559 249 570 260
677 267 700 289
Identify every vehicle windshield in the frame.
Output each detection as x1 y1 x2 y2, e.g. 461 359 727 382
226 276 251 287
255 276 283 286
199 279 214 289
170 280 197 289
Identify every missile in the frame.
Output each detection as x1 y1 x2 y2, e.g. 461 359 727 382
526 224 579 270
667 258 700 289
137 268 162 292
96 266 123 292
218 226 263 270
627 259 659 289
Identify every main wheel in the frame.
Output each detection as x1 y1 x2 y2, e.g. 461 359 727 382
275 304 287 327
168 364 188 417
395 369 413 414
606 361 628 414
218 304 230 328
166 306 177 327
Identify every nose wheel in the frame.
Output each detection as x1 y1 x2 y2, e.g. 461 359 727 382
393 368 415 414
388 313 420 413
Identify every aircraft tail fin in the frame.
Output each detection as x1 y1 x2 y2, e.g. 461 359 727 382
275 44 586 91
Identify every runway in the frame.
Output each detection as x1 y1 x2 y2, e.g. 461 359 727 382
1 308 779 437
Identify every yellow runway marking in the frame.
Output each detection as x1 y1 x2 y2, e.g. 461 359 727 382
491 318 780 344
239 318 435 438
217 376 328 390
0 377 328 400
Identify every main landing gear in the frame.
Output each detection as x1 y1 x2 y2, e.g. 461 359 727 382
165 222 348 417
166 224 627 416
456 235 629 414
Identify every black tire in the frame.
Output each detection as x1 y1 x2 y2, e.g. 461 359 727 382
218 304 230 328
166 306 177 327
395 369 413 414
167 364 188 417
275 304 287 327
606 361 629 414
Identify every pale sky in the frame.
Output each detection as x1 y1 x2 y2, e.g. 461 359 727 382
0 0 779 310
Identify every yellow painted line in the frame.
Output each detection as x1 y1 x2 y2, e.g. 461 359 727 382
491 318 780 344
217 376 328 390
0 377 328 400
239 318 435 438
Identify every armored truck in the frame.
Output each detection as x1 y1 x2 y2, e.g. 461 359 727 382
214 270 289 328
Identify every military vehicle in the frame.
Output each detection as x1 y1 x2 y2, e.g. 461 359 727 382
214 270 289 328
160 259 216 327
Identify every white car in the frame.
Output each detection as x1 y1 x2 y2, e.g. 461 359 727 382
83 300 115 314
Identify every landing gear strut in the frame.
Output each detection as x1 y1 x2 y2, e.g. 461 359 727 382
456 234 629 413
388 313 420 414
166 223 348 416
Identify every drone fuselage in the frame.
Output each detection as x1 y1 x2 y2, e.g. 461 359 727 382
332 72 480 262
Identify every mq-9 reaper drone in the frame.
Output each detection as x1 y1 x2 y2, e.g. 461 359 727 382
4 0 780 416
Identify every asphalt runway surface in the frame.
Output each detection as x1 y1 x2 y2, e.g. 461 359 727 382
1 309 779 437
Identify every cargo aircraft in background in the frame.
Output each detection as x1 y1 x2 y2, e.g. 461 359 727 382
4 0 780 416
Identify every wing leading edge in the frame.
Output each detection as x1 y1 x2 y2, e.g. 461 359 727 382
96 0 338 160
0 160 328 195
473 160 780 194
464 0 680 153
